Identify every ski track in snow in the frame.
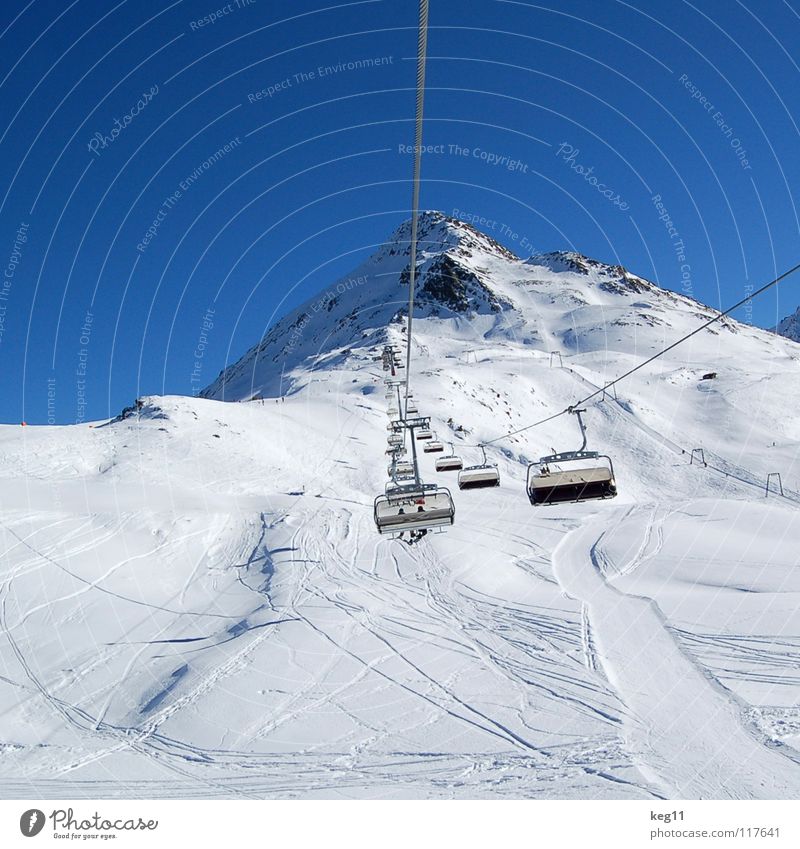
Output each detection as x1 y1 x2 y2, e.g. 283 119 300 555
552 506 800 799
2 215 800 798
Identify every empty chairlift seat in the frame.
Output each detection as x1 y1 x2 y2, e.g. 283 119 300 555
416 429 433 440
458 465 500 489
423 441 444 453
374 484 455 536
526 451 616 505
436 455 463 472
457 446 500 489
436 443 463 472
388 460 416 480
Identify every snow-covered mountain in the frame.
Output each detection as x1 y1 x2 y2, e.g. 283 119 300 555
2 211 800 800
775 305 800 342
202 211 746 402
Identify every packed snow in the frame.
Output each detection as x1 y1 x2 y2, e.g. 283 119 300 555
2 212 799 799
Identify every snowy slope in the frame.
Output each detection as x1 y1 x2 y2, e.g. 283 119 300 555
2 213 800 799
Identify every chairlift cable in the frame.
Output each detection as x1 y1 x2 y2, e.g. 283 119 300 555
481 409 571 447
478 259 800 449
403 0 429 413
572 259 800 409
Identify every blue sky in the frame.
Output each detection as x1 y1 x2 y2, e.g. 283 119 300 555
1 0 800 424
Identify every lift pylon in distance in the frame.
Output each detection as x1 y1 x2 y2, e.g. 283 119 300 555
373 0 448 543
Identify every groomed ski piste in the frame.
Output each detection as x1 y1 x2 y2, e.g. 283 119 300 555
2 213 800 799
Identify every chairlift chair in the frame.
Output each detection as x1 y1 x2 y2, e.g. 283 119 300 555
387 433 404 448
424 441 444 453
416 429 433 440
388 460 416 480
436 443 463 472
458 445 500 490
374 483 455 538
526 408 617 505
527 452 616 505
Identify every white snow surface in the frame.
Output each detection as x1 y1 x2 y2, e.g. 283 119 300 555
2 212 800 799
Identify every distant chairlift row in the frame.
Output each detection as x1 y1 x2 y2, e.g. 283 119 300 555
374 365 617 542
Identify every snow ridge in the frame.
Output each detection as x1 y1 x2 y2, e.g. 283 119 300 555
2 213 800 800
202 213 775 402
